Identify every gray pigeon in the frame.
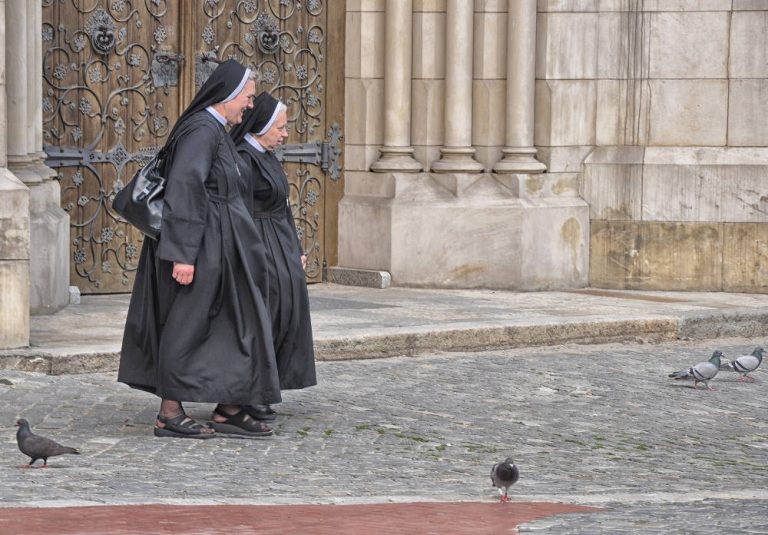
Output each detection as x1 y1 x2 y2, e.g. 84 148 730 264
719 347 764 382
490 457 519 502
668 350 723 390
15 418 80 468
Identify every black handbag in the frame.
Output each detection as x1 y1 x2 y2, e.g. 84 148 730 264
112 142 174 240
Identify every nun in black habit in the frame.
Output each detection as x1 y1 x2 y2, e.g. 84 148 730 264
230 92 317 413
118 60 280 439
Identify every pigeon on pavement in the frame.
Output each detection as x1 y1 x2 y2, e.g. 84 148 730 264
15 418 80 468
719 347 764 382
490 457 519 502
668 350 723 390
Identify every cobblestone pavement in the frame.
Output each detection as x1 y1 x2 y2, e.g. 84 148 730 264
0 337 766 533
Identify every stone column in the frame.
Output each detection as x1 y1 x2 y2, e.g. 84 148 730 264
431 0 483 173
493 0 546 173
370 0 421 172
0 0 31 348
5 0 33 177
8 0 69 314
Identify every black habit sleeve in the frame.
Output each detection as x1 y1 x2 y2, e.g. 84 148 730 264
157 120 219 265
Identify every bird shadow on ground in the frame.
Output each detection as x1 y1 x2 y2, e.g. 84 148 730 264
13 464 77 470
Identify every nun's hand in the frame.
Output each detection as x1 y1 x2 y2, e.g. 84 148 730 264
300 255 307 271
173 262 195 285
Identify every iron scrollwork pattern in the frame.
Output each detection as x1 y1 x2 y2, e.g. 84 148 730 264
42 0 177 291
199 0 328 279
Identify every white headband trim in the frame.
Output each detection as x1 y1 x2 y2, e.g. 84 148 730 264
222 68 252 103
256 101 286 136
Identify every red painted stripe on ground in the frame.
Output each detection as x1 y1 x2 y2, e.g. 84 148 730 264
0 502 598 535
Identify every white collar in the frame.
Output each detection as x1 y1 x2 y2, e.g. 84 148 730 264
205 106 228 125
245 133 267 153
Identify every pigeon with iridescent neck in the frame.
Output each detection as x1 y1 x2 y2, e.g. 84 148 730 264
668 351 723 390
15 419 80 468
490 457 519 502
719 347 764 382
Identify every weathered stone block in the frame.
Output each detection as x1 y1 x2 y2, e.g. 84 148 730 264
590 220 723 290
347 0 385 11
327 266 392 289
729 10 768 78
600 0 732 9
649 12 729 79
0 170 29 260
535 80 597 146
0 169 30 349
733 0 768 8
596 79 651 145
728 80 768 146
538 0 599 11
29 200 70 314
414 0 446 11
722 223 768 293
475 0 506 12
596 12 652 80
642 147 768 223
344 78 384 146
0 261 30 348
345 10 384 79
648 80 727 146
344 145 382 173
582 146 644 220
536 12 599 79
537 146 593 173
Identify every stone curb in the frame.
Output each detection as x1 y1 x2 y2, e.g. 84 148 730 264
3 308 767 375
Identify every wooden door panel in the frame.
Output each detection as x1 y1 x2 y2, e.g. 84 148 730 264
43 1 183 293
44 0 343 292
192 0 342 283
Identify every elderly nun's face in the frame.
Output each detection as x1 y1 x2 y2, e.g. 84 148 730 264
221 79 257 125
257 110 289 151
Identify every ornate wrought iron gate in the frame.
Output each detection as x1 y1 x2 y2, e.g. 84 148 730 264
43 0 344 293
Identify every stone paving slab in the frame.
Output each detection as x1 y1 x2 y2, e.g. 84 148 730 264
1 285 767 374
0 337 767 533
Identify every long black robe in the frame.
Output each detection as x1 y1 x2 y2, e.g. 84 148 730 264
118 111 281 406
236 140 317 390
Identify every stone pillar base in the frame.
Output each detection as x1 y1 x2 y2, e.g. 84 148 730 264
10 160 69 314
431 147 484 174
371 146 422 173
0 168 30 349
493 147 547 174
338 171 589 290
29 182 70 314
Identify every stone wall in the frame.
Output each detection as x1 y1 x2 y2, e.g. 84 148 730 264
536 0 768 292
339 0 590 290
